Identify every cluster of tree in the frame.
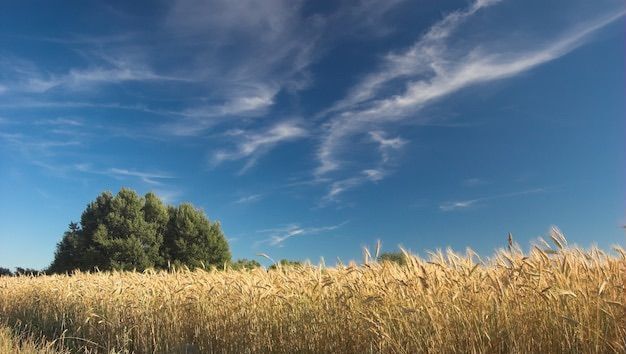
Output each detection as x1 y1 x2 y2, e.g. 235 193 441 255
1 258 304 276
228 258 262 270
0 267 42 276
3 188 309 275
377 252 408 265
48 189 231 273
268 259 302 270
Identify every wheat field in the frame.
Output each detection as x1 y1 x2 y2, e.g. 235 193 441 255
0 231 624 353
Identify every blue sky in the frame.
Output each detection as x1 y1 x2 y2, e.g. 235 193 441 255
0 0 624 269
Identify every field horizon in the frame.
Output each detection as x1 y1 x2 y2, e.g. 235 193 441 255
1 229 624 353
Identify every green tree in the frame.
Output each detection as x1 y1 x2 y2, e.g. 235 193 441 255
229 258 261 270
378 252 407 266
85 189 163 271
48 189 231 273
143 192 169 234
0 267 12 276
48 222 83 273
268 259 302 270
15 267 40 276
163 204 231 269
80 191 114 269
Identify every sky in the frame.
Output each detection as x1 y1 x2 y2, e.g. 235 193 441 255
0 0 624 269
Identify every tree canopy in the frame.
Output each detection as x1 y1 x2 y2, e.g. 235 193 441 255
229 259 262 271
48 188 231 273
378 252 408 266
268 259 302 270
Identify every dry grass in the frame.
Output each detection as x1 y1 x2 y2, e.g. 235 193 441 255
0 325 68 354
0 232 624 353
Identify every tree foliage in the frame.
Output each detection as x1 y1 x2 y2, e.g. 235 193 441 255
15 267 41 276
49 188 231 273
268 259 302 270
163 204 230 269
229 259 262 270
378 252 408 265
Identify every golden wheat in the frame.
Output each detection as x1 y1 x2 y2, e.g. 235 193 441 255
0 237 624 353
0 325 70 354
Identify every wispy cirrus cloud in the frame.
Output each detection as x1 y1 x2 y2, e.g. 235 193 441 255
212 120 308 172
149 188 183 204
439 187 545 211
257 221 348 247
369 130 407 163
0 121 178 191
0 0 407 138
158 0 407 136
107 168 175 185
1 0 409 186
463 178 489 187
73 164 175 186
34 117 84 127
154 0 324 136
233 193 264 205
0 55 190 94
314 0 624 202
0 129 176 187
322 0 502 118
0 131 81 156
323 169 385 203
163 86 280 136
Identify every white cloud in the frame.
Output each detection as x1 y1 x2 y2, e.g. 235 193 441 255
35 118 84 126
257 221 348 247
106 168 175 185
323 0 501 117
369 131 406 150
323 169 386 202
233 193 264 205
165 86 280 136
1 57 191 94
212 120 308 171
157 0 406 135
369 130 407 162
439 188 545 211
1 0 408 145
71 164 176 185
362 169 385 182
0 132 81 156
155 0 321 135
463 178 489 187
439 200 479 212
150 188 183 204
314 0 624 201
315 1 502 176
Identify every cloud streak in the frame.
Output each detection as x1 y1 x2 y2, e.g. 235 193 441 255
0 56 191 94
106 168 175 185
70 164 176 185
323 169 386 203
0 131 81 156
157 0 407 136
212 120 308 172
233 193 264 205
313 0 624 202
439 187 545 211
369 130 407 163
257 221 348 247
